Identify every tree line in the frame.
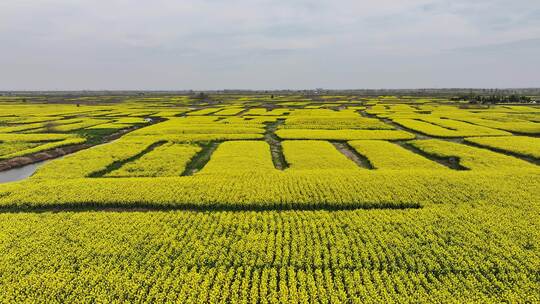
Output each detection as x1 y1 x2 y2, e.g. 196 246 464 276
451 94 535 104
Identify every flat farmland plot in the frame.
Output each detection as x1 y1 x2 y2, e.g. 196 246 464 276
0 96 538 303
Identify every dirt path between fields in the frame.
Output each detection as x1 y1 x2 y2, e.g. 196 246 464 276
331 141 374 169
181 142 220 176
264 119 288 170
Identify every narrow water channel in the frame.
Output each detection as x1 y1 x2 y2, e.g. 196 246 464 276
0 161 48 184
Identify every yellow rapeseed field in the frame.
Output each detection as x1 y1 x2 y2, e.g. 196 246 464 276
0 95 538 302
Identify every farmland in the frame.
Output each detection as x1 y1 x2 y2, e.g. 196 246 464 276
0 94 539 303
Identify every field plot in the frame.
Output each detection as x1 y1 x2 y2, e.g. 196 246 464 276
409 139 537 170
464 136 540 158
0 95 538 302
199 141 275 173
282 140 360 170
106 143 201 177
391 118 511 137
348 140 448 170
275 129 415 140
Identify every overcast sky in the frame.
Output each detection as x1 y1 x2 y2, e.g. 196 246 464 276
1 0 539 90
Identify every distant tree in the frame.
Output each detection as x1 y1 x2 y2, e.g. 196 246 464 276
460 94 532 104
191 92 210 104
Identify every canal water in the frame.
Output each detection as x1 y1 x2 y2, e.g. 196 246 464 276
0 161 48 184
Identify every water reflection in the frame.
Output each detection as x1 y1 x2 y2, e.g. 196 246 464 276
0 161 47 184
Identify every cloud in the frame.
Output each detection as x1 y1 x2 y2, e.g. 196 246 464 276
0 0 538 89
